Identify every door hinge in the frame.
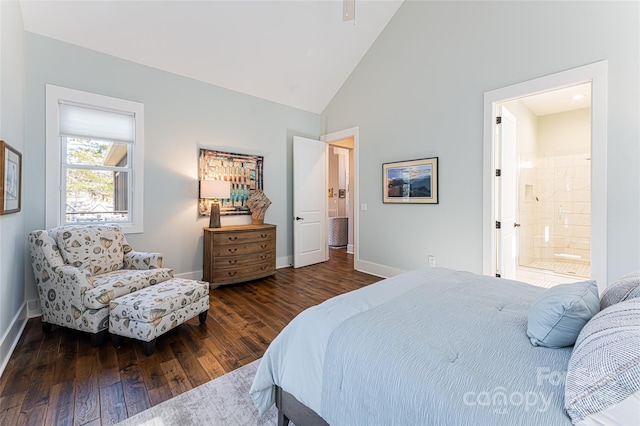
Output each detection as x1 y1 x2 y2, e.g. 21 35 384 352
496 116 502 124
496 221 501 229
495 169 501 177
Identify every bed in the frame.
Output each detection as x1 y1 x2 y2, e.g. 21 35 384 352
250 267 640 426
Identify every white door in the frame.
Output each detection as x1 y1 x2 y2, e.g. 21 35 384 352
293 136 327 268
496 107 518 279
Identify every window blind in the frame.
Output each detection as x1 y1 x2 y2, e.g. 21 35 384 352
59 102 135 143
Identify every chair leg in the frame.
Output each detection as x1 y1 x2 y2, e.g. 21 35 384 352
41 321 52 333
142 339 157 356
199 310 208 324
90 330 107 347
111 333 123 348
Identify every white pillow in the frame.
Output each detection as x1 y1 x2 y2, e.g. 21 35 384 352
565 297 640 424
599 270 640 310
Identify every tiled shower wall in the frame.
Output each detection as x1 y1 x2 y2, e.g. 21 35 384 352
519 152 591 271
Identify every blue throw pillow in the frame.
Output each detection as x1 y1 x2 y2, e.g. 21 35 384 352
526 280 600 348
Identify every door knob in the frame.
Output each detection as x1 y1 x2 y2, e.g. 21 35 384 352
295 216 304 221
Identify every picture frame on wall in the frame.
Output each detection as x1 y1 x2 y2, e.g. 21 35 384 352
383 157 438 204
0 140 22 215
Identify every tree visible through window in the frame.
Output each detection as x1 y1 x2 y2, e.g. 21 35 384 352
63 137 130 223
46 84 144 233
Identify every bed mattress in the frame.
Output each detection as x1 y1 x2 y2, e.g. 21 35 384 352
250 267 574 425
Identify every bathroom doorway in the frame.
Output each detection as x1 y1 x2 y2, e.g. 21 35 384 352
483 61 607 292
497 83 592 287
327 137 354 255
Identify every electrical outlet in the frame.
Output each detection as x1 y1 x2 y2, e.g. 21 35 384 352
428 255 436 267
361 203 368 211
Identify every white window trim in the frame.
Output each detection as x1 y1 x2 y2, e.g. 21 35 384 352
45 84 144 233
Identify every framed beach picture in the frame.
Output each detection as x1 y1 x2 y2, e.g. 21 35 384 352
0 140 22 215
383 157 438 204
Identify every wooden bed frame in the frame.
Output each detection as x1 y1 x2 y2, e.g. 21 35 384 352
275 386 329 426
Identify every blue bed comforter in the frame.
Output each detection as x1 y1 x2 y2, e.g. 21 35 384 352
250 267 574 425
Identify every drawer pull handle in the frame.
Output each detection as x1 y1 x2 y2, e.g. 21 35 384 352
227 271 237 277
229 236 238 241
260 255 267 260
259 266 267 270
228 248 238 254
261 244 267 249
228 259 237 265
260 233 268 238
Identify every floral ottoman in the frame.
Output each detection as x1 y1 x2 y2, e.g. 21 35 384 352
109 278 209 355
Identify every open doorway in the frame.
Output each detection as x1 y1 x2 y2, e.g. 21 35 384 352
483 61 608 293
322 127 359 269
496 83 592 288
328 137 354 255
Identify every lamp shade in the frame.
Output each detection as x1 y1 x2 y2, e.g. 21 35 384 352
201 180 231 199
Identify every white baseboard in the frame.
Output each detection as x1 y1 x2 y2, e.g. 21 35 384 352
346 244 354 254
0 302 28 379
271 255 399 278
354 258 406 279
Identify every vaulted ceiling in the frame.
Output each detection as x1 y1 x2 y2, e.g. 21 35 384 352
19 0 404 114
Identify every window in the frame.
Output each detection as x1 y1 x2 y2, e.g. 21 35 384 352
46 85 144 233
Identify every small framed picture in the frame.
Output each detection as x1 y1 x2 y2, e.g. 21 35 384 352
383 157 438 204
0 140 22 215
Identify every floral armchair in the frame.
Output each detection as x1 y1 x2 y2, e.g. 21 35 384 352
28 224 174 345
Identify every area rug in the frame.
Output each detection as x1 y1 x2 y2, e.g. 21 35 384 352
117 359 277 426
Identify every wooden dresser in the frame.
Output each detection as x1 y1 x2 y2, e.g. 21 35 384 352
203 224 276 287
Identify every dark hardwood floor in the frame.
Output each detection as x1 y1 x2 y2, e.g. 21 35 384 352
0 248 380 425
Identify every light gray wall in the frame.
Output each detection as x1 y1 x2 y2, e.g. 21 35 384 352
0 0 26 371
24 33 320 301
321 1 640 282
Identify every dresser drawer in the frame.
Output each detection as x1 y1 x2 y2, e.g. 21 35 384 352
213 228 275 246
210 262 275 285
211 239 275 257
213 250 275 269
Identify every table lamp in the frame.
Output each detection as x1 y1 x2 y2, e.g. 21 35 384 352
201 180 231 228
